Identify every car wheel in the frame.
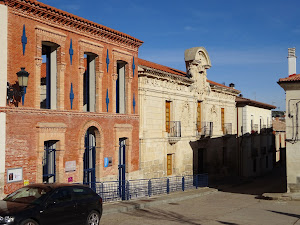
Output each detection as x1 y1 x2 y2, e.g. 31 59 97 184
20 219 39 225
86 210 100 225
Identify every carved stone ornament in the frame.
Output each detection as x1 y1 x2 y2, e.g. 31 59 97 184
184 47 211 78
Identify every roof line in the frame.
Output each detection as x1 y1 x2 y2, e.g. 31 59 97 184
2 0 143 48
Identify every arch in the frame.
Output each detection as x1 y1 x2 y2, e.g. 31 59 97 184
78 121 104 183
35 26 67 109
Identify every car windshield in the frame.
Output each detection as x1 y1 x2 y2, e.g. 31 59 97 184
3 186 52 204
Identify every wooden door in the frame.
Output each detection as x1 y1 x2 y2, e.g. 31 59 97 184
166 101 171 133
221 108 225 134
197 102 201 132
167 154 172 176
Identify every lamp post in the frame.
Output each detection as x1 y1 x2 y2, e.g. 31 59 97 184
16 67 29 96
7 67 30 105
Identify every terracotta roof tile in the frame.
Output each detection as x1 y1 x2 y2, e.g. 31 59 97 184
138 58 186 77
278 74 300 83
138 58 238 91
4 0 143 47
236 96 276 110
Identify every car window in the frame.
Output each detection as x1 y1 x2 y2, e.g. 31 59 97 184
72 187 94 200
4 186 51 204
49 188 72 203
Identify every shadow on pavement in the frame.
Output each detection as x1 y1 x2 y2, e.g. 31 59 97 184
208 165 287 197
217 221 240 225
125 208 202 225
268 210 300 219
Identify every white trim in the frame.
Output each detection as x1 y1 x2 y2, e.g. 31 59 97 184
0 4 8 107
0 4 7 197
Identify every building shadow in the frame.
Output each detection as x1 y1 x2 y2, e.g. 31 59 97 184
125 208 202 225
189 132 287 197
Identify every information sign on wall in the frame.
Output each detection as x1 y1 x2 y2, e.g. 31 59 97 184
7 168 23 183
65 161 76 172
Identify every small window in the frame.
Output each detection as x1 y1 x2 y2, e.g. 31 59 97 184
72 187 94 200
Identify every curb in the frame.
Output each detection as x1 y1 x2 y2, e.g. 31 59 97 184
102 187 218 215
262 193 300 201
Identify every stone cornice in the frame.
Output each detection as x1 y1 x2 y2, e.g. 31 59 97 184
3 0 143 50
210 83 240 96
0 107 139 120
139 65 194 86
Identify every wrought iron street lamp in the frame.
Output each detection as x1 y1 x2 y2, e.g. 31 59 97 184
7 67 30 104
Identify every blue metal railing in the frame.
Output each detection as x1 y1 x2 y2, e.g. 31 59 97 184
83 174 208 203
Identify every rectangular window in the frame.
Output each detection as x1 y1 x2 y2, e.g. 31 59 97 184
166 101 171 133
221 108 225 134
116 61 126 114
41 43 58 109
197 101 202 132
83 54 96 112
167 154 172 176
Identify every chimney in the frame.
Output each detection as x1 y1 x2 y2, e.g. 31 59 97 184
229 83 235 88
288 48 296 75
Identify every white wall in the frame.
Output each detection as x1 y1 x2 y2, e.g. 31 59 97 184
0 4 7 197
240 105 272 134
285 88 300 192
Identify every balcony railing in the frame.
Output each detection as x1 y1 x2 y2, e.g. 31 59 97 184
223 123 232 135
196 122 213 137
168 121 181 143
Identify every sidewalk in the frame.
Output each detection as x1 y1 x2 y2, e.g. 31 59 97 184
102 187 218 215
262 192 300 201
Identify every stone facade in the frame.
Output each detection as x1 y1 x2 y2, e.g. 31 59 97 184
138 47 276 180
138 47 240 178
0 0 142 196
278 74 300 193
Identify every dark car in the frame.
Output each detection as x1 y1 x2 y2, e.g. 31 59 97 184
0 183 102 225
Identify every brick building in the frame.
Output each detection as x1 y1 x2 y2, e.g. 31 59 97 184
0 0 143 196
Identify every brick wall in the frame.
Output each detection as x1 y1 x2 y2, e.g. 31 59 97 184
3 0 142 194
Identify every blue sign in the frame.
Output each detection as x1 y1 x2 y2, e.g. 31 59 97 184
104 157 109 168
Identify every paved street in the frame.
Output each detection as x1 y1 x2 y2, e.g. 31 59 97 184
101 166 300 225
101 191 300 225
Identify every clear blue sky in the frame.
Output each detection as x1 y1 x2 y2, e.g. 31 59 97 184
39 0 300 111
